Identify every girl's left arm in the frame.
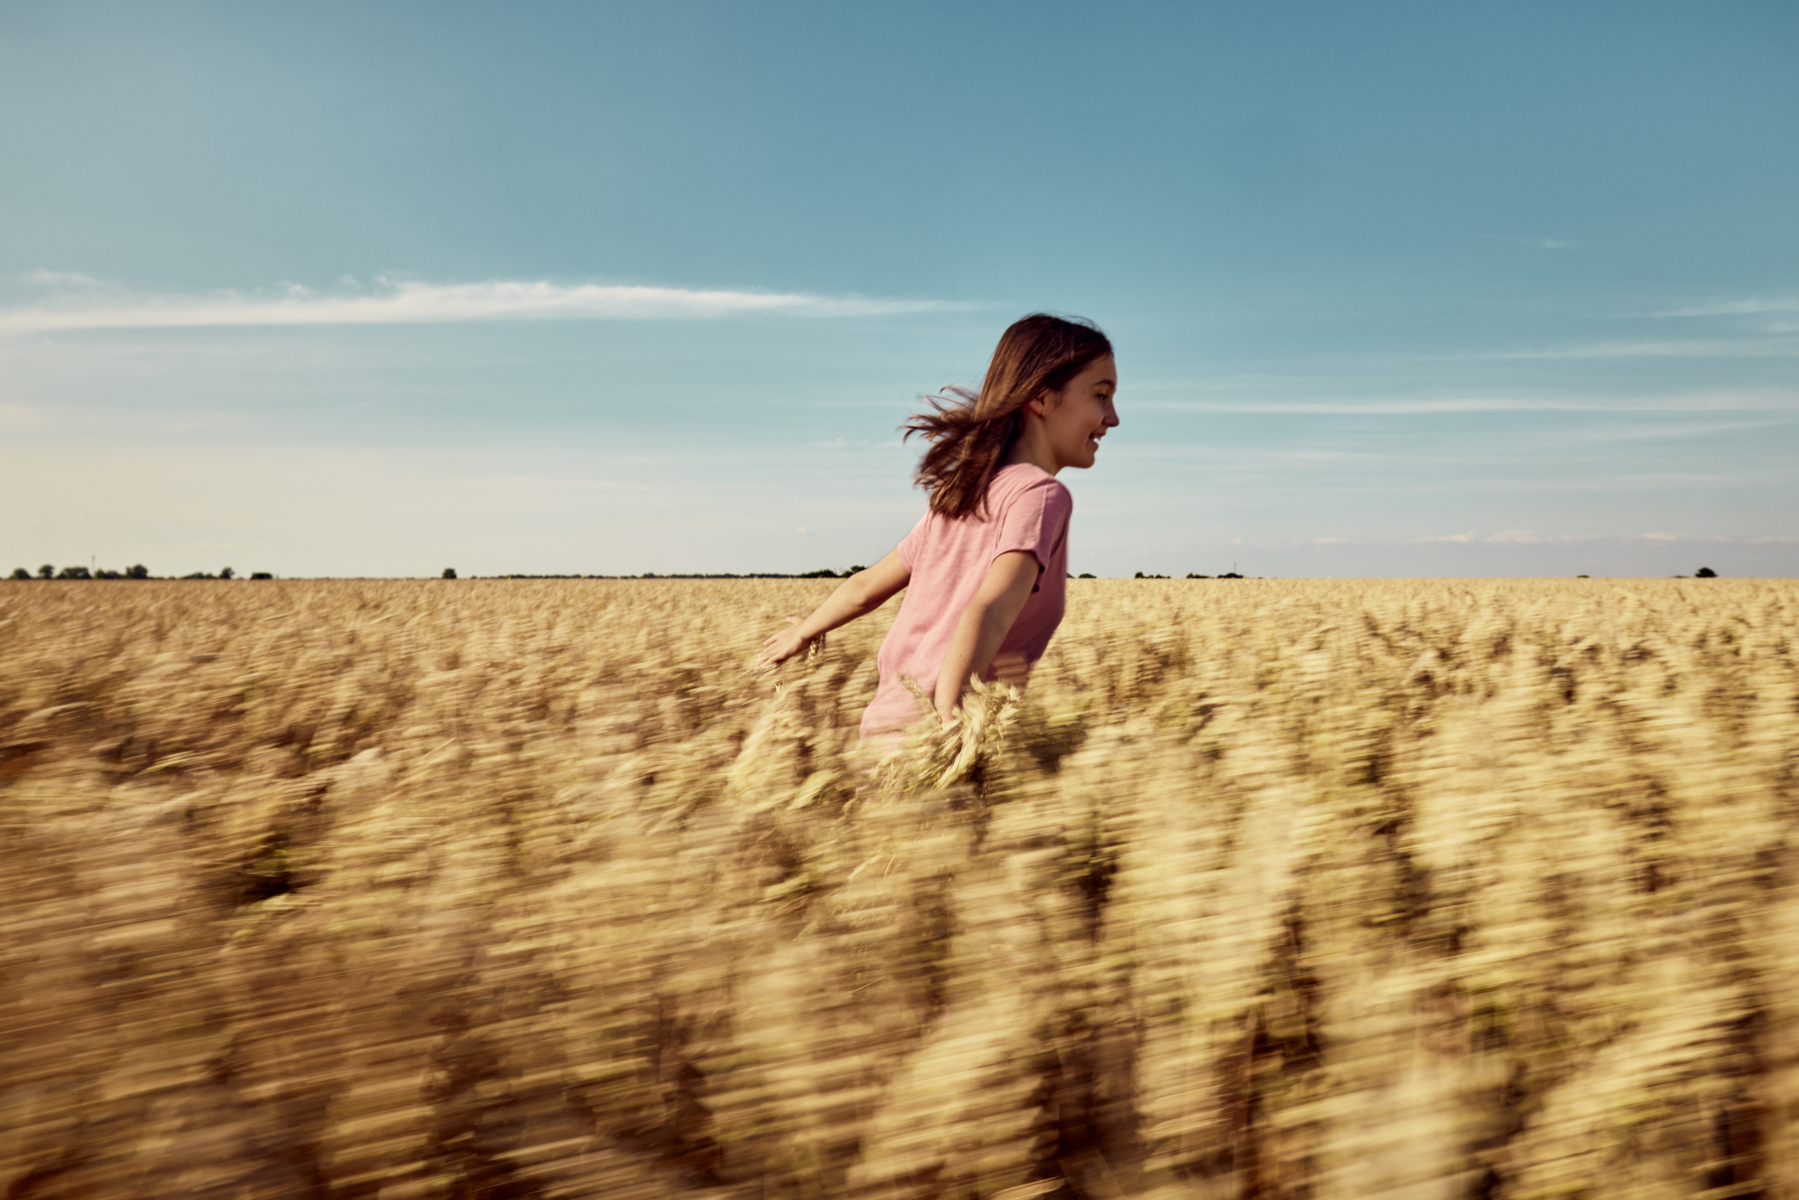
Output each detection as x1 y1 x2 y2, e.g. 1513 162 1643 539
756 550 911 667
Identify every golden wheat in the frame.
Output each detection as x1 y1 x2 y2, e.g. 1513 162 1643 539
1 577 1795 1199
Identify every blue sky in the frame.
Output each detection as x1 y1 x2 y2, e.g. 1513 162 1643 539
3 0 1795 578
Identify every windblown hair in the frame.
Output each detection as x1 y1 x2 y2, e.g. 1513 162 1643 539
903 313 1113 519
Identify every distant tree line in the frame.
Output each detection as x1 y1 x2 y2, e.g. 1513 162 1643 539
6 568 899 581
36 563 1661 582
7 565 275 581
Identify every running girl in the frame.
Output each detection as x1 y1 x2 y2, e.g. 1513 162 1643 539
756 314 1119 740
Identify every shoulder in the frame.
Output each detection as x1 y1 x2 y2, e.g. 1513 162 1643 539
988 463 1072 513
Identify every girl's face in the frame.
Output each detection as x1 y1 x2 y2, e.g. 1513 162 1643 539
1039 355 1119 472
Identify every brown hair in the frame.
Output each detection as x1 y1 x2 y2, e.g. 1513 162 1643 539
902 313 1113 519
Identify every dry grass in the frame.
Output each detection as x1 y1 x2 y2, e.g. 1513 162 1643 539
1 576 1796 1200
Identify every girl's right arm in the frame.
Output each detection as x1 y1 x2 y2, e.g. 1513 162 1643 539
756 550 911 668
931 549 1039 725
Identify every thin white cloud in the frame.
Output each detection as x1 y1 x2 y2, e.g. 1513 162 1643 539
1487 530 1540 544
1477 233 1578 250
1411 532 1475 543
1148 388 1799 415
1652 298 1799 317
1485 339 1799 361
1640 531 1680 541
21 269 100 286
446 474 642 492
0 277 957 333
1562 417 1798 441
1155 396 1552 414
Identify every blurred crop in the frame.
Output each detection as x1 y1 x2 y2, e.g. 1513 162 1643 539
1 577 1796 1199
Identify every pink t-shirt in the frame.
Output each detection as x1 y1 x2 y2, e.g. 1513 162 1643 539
860 462 1072 739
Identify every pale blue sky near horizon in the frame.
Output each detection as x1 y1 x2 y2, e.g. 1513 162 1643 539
2 0 1796 578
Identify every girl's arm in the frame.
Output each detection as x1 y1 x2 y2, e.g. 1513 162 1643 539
756 550 911 667
933 550 1040 725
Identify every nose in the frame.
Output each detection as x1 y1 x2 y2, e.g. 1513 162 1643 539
1104 399 1120 427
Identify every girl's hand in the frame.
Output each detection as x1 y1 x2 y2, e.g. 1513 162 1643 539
753 552 910 671
756 617 810 669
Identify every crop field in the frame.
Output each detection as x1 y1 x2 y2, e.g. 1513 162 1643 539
2 577 1797 1200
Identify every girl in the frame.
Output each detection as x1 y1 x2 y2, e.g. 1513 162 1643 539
757 314 1118 740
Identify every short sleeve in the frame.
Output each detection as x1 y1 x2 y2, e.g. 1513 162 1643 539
896 511 932 570
992 478 1072 586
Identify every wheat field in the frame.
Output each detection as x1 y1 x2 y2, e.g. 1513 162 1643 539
2 577 1796 1200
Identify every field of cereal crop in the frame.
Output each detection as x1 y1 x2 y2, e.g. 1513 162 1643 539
2 577 1797 1200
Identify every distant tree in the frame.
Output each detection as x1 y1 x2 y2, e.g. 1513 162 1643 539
219 567 235 580
38 564 54 579
57 566 91 580
250 572 273 580
1695 566 1717 578
799 568 839 578
1576 574 1590 579
125 564 149 579
94 568 122 579
1134 571 1144 578
442 568 458 579
10 568 29 580
1078 572 1095 579
183 571 215 580
1219 572 1244 579
1186 573 1212 579
847 565 867 574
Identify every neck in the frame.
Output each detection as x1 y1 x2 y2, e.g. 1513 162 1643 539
1005 422 1061 476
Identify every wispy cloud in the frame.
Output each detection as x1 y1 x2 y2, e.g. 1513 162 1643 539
1155 396 1555 414
22 269 100 287
1562 417 1798 441
1651 297 1799 317
1149 389 1799 414
1478 233 1578 250
1388 531 1796 549
1484 339 1799 361
0 276 958 333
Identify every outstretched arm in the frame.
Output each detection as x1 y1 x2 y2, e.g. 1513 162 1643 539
933 550 1040 725
756 550 911 668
